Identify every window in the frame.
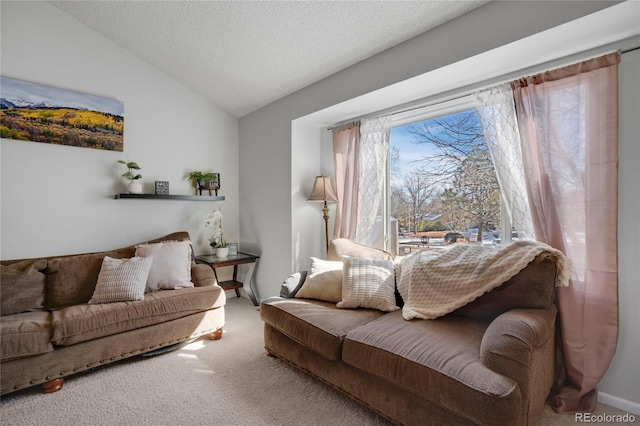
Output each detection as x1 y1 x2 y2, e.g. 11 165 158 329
387 99 511 255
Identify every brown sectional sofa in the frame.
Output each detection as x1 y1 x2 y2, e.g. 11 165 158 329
1 232 225 395
261 240 559 425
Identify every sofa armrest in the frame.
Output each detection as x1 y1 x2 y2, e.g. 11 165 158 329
481 306 557 373
480 306 557 423
191 263 218 287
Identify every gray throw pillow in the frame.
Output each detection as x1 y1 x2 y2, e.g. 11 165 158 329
280 271 308 298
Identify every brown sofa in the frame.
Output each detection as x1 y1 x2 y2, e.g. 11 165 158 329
261 240 559 425
1 232 225 395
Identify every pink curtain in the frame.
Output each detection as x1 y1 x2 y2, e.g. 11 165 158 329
511 52 620 413
332 122 360 240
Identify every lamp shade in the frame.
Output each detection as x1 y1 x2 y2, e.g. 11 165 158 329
308 176 338 202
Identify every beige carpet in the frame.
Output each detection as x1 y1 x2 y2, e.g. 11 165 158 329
0 296 635 425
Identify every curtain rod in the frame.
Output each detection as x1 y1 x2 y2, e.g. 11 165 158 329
328 45 640 131
621 45 640 54
328 93 469 131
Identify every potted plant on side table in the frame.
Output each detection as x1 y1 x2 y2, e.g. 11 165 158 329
205 208 228 257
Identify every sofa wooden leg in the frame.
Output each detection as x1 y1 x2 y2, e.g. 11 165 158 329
266 350 276 357
43 378 64 393
210 328 223 340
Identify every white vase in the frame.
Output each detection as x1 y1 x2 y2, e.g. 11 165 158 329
215 247 229 258
128 179 143 194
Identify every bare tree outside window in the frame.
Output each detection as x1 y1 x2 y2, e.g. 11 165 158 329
391 109 501 246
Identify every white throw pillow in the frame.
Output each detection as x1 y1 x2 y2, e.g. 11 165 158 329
89 256 153 304
337 257 399 312
135 240 194 292
295 257 343 303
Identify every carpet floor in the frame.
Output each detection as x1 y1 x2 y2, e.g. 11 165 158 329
0 296 634 425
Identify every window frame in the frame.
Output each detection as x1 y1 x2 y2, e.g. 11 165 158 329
384 96 513 253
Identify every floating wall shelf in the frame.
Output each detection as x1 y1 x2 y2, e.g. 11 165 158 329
115 194 225 201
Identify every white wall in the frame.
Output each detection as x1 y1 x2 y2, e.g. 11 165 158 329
598 48 640 413
240 0 638 412
1 2 239 260
291 122 322 273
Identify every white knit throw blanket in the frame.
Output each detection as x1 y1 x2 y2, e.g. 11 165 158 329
396 240 570 320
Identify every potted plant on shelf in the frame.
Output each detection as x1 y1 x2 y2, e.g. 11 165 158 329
118 160 143 194
187 171 219 196
205 208 228 257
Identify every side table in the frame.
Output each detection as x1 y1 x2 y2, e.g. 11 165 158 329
195 252 260 306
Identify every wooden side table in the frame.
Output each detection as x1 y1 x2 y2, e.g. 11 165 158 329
195 252 260 306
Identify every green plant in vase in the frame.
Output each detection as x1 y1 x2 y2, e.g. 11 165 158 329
118 160 142 194
187 171 218 195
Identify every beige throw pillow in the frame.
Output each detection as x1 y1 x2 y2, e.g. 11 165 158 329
89 256 153 304
337 257 398 312
295 257 343 303
135 240 194 292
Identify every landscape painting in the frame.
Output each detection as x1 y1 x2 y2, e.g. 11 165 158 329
0 76 124 151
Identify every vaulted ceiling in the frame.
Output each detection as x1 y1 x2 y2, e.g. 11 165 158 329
50 1 490 117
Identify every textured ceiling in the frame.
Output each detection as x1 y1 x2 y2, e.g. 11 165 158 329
50 1 490 117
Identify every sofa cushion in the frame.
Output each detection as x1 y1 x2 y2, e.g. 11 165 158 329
1 311 53 361
135 240 194 292
45 248 135 309
337 257 398 312
1 259 47 316
260 298 384 361
89 256 154 304
327 238 394 262
295 258 342 303
51 285 225 346
453 253 557 320
343 311 522 425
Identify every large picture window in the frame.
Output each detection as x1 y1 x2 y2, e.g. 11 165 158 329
388 101 511 255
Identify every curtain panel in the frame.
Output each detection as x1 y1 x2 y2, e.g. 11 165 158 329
356 115 392 248
332 122 360 240
473 84 534 241
511 52 620 413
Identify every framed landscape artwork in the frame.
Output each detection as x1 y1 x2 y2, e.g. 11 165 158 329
0 76 124 151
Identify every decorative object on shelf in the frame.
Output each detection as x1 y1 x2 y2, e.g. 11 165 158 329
154 181 169 195
187 171 221 196
127 179 143 194
208 173 221 195
0 76 124 151
227 243 238 256
308 175 339 253
118 160 143 194
205 207 227 255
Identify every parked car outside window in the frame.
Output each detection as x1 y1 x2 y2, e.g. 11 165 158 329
445 232 464 244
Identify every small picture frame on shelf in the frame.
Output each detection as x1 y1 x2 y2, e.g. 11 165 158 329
210 173 221 190
227 243 238 256
155 181 169 195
